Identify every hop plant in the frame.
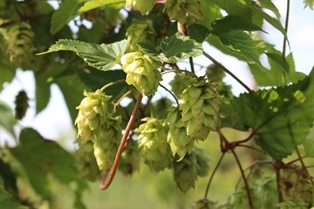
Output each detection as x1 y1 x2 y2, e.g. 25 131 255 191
75 139 100 181
93 116 122 171
173 148 209 192
126 0 155 15
75 90 111 140
164 0 204 23
180 82 221 140
167 106 196 160
304 0 314 9
122 51 162 96
126 19 156 51
195 199 218 209
2 22 36 68
14 90 29 120
169 73 189 97
135 117 172 172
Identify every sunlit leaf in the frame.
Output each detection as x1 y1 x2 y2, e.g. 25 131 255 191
78 0 125 13
38 39 128 71
159 35 203 63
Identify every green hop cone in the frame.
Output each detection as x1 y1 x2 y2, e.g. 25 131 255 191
122 51 162 96
164 0 204 23
195 199 218 209
126 19 156 51
304 0 314 9
135 117 172 172
169 73 189 98
180 82 221 140
75 90 111 140
93 116 122 171
126 0 155 15
173 148 209 192
167 106 196 160
75 139 100 181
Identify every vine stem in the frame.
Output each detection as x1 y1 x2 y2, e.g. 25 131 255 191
282 0 290 58
204 152 226 199
100 79 126 92
99 94 143 190
202 51 251 92
159 83 180 106
230 148 254 209
189 57 195 73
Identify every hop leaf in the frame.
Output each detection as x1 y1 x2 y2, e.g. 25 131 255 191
14 90 29 120
75 90 111 140
135 117 172 172
180 82 221 140
167 106 196 160
122 51 162 96
93 116 122 171
75 139 100 181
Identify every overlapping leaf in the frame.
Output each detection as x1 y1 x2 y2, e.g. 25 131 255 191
38 39 128 71
159 35 203 63
0 101 16 138
232 69 314 159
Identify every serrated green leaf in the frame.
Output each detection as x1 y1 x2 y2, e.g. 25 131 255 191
137 42 159 58
198 1 221 30
78 0 125 13
249 52 306 87
259 0 281 19
0 178 27 209
0 101 16 138
245 0 287 39
232 69 314 159
50 0 84 34
213 30 261 64
188 24 211 43
159 35 203 63
10 128 84 198
39 39 128 71
303 137 314 157
212 15 263 33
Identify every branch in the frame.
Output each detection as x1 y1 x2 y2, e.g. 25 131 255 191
99 94 143 190
203 51 251 92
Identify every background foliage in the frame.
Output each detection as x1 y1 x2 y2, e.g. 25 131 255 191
1 0 314 208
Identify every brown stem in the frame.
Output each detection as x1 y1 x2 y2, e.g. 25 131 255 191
275 166 283 203
230 148 254 209
204 152 226 199
99 94 143 190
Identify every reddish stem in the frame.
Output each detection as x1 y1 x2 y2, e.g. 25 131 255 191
99 94 143 190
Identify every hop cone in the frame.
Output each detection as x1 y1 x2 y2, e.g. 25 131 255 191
14 90 29 120
93 116 122 171
126 19 156 51
169 73 188 98
167 106 196 160
122 51 162 96
3 22 36 68
118 139 141 176
75 90 111 140
75 139 100 181
135 117 172 172
195 199 218 209
173 148 210 192
180 82 221 140
164 0 204 23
